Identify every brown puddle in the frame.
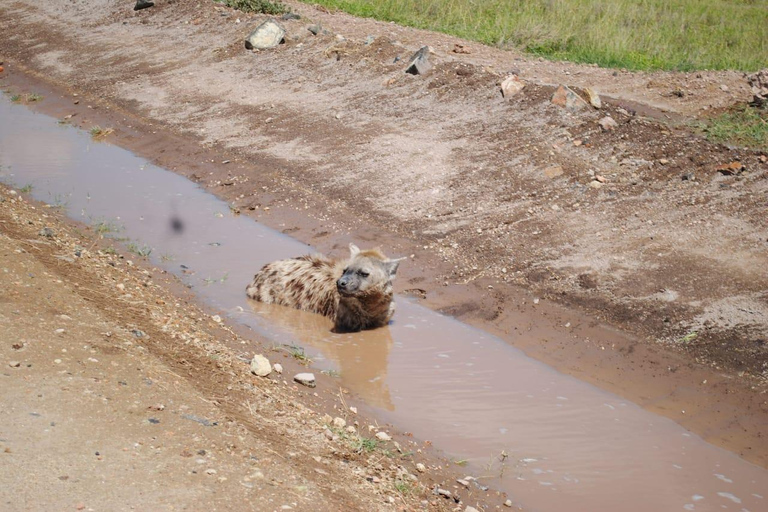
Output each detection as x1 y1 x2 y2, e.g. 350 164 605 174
2 97 766 511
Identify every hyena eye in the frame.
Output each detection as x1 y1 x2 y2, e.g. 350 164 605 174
359 271 369 278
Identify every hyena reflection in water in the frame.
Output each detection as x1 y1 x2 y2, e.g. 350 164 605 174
245 244 404 332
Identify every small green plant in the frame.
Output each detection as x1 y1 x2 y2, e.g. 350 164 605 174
103 247 117 255
678 331 698 344
453 459 469 466
320 369 341 378
218 0 287 15
126 242 152 257
356 436 380 454
89 126 114 139
700 105 768 151
19 184 33 194
10 94 20 102
93 218 123 236
282 344 312 364
203 272 229 285
394 479 415 497
160 253 176 262
26 93 42 102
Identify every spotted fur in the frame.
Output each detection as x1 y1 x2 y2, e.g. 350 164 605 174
246 244 403 332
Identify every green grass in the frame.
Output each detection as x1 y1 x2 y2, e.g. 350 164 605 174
126 242 153 258
282 344 313 364
19 184 33 194
700 105 768 150
89 126 114 139
217 0 287 14
299 0 768 71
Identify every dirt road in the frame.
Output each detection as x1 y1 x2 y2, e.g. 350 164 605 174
1 0 766 484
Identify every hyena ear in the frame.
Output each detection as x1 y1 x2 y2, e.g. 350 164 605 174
349 243 361 258
384 257 406 278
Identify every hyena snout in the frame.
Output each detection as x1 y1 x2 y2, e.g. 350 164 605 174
336 275 356 295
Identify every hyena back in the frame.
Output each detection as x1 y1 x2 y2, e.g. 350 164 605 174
246 244 403 332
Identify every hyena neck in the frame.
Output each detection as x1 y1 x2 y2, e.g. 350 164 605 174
335 288 394 332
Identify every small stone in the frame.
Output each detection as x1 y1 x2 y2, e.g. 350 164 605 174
720 84 729 92
212 315 222 323
116 283 125 291
250 354 272 377
349 406 357 414
375 431 391 441
659 158 669 165
504 499 513 507
595 175 607 183
346 425 356 434
76 504 86 511
465 507 480 512
273 363 283 374
205 468 217 475
294 373 316 387
39 227 55 238
134 0 154 10
585 87 602 108
415 463 426 473
437 488 452 498
589 180 604 189
245 19 286 50
501 75 525 98
457 478 470 487
8 361 21 368
543 165 563 179
405 46 432 75
598 116 618 131
323 428 334 440
716 161 745 175
551 85 588 111
332 417 346 429
307 25 321 35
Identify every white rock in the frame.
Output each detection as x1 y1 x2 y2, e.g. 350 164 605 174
212 315 222 323
415 463 426 473
332 417 346 429
504 499 513 507
501 74 525 98
294 373 316 388
244 19 285 50
598 116 618 131
273 363 283 374
250 354 272 377
375 431 391 441
465 507 480 512
585 87 602 108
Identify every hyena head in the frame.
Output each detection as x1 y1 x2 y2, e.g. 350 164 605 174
336 244 403 297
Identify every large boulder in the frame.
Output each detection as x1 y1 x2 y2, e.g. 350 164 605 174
245 19 286 50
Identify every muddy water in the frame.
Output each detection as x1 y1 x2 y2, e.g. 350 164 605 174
1 98 766 512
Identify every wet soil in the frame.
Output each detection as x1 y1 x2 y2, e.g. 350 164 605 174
0 0 766 476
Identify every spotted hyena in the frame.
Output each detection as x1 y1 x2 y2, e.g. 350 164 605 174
246 244 404 332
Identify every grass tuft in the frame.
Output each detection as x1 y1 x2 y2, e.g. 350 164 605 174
700 104 768 151
218 0 288 14
90 126 114 140
298 0 768 71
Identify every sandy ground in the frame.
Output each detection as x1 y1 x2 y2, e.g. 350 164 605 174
0 188 510 510
0 0 767 490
